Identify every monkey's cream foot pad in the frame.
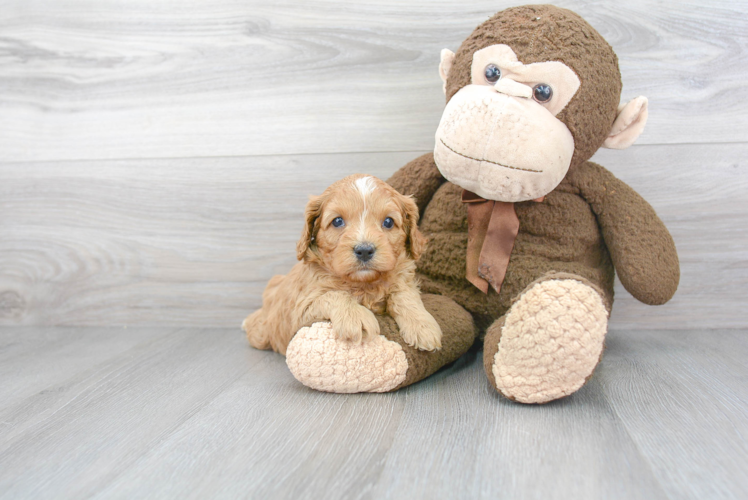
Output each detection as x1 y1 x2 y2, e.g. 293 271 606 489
286 322 408 393
492 279 608 404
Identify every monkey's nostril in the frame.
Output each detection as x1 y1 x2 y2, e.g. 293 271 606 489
354 243 376 262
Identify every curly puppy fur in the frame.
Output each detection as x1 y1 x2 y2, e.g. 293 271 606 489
243 174 442 355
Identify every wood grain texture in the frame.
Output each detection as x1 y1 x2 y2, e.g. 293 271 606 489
0 326 173 412
1 143 746 328
0 0 745 162
600 329 748 499
0 326 746 499
0 328 247 498
0 151 414 327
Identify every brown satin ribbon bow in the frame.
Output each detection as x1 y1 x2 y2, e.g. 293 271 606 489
461 190 544 294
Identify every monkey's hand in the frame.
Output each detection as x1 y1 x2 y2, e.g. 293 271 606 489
573 161 680 305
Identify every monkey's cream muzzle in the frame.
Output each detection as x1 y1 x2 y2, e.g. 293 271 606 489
434 83 575 202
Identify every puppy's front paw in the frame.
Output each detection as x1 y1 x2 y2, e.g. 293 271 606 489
332 305 380 343
398 311 442 351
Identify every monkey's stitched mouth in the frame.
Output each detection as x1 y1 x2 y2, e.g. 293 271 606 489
439 138 543 173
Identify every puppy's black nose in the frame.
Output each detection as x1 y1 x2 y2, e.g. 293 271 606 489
354 243 376 262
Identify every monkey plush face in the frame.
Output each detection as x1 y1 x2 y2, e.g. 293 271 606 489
434 5 649 202
435 43 581 201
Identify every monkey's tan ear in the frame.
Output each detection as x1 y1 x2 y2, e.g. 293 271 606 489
296 195 324 261
603 96 649 150
439 49 455 96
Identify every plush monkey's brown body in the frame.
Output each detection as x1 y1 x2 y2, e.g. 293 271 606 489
391 153 679 326
396 155 615 324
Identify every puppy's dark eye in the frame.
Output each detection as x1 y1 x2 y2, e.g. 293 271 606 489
382 217 394 229
332 217 345 228
533 84 553 103
484 64 501 84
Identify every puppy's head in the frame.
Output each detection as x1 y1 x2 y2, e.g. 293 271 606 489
296 174 427 283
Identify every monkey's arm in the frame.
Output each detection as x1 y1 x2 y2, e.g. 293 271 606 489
387 152 446 216
571 161 680 305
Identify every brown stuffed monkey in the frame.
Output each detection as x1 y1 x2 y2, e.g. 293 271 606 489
284 4 679 403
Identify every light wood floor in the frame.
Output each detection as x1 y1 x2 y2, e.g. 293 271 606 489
1 326 746 499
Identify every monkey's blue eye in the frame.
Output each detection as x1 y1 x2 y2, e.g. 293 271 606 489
382 217 394 229
533 84 553 103
484 64 501 84
332 217 345 228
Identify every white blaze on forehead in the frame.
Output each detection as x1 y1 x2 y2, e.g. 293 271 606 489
353 176 377 240
354 176 376 197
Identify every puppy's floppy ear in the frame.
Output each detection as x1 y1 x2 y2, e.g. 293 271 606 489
296 194 324 261
398 192 427 260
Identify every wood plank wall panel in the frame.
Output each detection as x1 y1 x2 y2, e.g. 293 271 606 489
0 0 745 328
1 144 745 328
0 152 414 327
0 0 745 162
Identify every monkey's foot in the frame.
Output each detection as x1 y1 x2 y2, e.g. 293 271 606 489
286 322 408 393
286 294 475 393
483 278 608 404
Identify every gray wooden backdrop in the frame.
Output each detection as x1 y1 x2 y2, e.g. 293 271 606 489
1 0 746 329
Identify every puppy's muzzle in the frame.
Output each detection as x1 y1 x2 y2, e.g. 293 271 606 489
354 243 376 263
